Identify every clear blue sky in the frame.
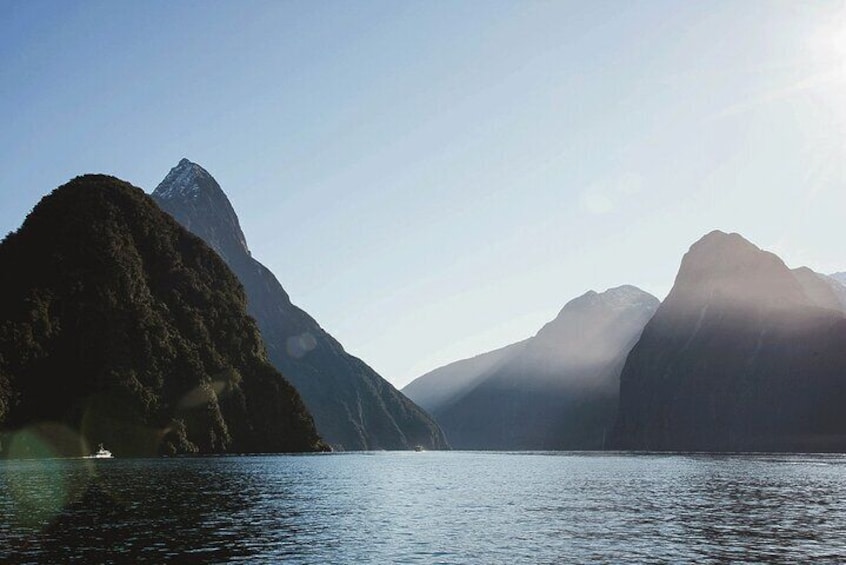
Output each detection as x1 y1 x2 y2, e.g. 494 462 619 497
2 1 846 388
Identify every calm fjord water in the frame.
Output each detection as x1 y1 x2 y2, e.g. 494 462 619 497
2 452 846 563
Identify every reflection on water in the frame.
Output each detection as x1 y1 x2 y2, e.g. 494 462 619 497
2 452 846 563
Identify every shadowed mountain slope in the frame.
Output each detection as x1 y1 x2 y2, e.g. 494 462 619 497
153 159 447 450
612 231 846 452
405 286 659 449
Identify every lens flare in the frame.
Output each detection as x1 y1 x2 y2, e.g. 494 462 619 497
2 423 95 527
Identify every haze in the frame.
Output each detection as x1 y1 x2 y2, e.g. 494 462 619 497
2 1 845 388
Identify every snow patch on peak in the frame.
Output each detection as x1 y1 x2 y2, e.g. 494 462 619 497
153 158 214 200
599 285 659 311
561 285 658 315
151 159 252 260
540 286 658 342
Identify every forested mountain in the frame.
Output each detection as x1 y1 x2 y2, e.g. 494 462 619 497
153 159 447 450
0 175 325 457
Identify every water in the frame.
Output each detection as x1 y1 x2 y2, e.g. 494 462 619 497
2 452 846 563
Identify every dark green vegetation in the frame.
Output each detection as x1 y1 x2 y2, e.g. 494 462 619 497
612 231 846 451
0 175 325 457
405 286 659 450
153 159 447 450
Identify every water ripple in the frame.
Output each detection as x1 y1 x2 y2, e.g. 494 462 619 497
3 452 846 563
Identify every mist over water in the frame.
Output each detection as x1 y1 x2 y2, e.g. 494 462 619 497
2 452 846 563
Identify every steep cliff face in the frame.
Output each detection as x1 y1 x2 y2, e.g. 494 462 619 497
612 231 846 452
406 286 659 449
153 159 447 450
0 175 324 457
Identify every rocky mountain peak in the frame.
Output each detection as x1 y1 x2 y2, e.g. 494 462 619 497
668 230 807 312
154 158 211 200
152 159 250 264
681 230 778 277
539 285 658 334
597 285 659 310
533 285 659 355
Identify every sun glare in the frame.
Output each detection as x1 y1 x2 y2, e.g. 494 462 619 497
831 24 846 67
801 13 846 126
807 6 846 72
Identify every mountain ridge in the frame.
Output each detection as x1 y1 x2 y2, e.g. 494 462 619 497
405 285 659 449
152 159 448 450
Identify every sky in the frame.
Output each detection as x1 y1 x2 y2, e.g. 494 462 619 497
2 1 846 388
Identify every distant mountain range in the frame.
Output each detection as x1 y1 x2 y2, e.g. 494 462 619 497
612 231 846 452
404 286 659 449
407 230 846 453
0 175 324 457
153 159 447 451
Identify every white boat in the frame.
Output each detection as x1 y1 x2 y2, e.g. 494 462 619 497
85 444 113 459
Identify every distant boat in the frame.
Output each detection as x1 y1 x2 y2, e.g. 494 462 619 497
85 444 113 459
414 445 424 452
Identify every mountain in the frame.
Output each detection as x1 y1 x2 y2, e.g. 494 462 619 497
612 230 846 452
826 272 846 309
792 267 846 312
403 340 529 416
404 286 659 449
0 175 324 457
152 159 447 450
830 272 846 286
